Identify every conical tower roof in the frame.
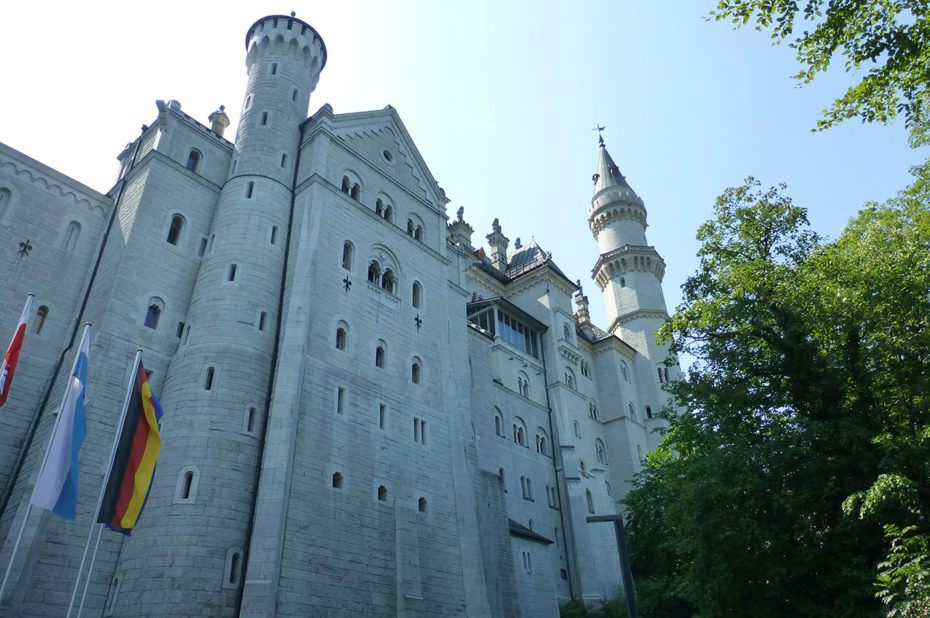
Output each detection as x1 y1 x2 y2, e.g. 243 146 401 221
593 136 634 195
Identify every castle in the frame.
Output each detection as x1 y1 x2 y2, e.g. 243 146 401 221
0 14 679 617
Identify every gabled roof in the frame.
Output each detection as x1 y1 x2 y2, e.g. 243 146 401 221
305 104 449 211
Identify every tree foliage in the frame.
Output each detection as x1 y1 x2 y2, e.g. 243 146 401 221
623 176 930 617
711 1 930 129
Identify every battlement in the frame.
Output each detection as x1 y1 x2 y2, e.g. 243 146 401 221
245 13 327 68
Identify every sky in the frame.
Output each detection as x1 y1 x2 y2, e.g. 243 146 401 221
1 1 924 335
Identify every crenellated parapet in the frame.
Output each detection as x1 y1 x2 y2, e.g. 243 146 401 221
592 244 665 290
588 200 647 237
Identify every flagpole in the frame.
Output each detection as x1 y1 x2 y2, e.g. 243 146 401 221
0 293 34 409
0 322 90 605
75 523 103 618
66 348 141 618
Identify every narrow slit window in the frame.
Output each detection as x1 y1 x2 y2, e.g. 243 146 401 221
176 322 185 338
34 305 48 334
245 182 254 198
180 470 194 499
337 387 345 414
261 112 268 126
246 407 257 433
292 89 298 101
227 264 237 281
332 472 344 489
204 366 215 391
418 497 427 513
258 311 267 331
280 153 287 168
270 225 278 245
378 485 387 501
198 237 208 257
270 62 277 75
379 403 386 429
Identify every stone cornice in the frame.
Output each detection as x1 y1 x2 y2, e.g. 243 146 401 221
0 144 111 214
607 309 670 334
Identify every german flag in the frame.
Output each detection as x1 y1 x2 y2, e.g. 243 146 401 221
97 362 163 535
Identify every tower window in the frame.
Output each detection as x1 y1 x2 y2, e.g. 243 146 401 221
203 366 215 391
34 305 49 335
381 269 396 295
261 112 268 126
411 359 421 384
292 89 298 101
0 187 10 221
342 241 354 271
341 176 350 193
586 490 595 514
175 467 199 502
185 149 201 172
226 550 242 588
258 311 267 331
376 199 384 216
368 261 381 284
167 214 185 246
383 205 393 222
144 304 161 329
245 406 258 435
336 387 345 414
646 405 653 419
245 182 254 198
332 472 344 489
198 237 208 257
63 221 81 252
375 345 385 368
379 403 386 429
270 62 277 75
414 226 422 241
350 184 360 200
378 485 388 501
414 417 426 444
418 497 427 513
620 277 626 287
412 282 422 309
270 225 278 245
244 95 252 110
226 264 237 281
280 153 287 168
336 326 347 350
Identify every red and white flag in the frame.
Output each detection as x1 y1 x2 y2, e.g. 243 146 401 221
0 294 34 409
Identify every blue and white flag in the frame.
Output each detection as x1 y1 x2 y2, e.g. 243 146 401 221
31 330 89 519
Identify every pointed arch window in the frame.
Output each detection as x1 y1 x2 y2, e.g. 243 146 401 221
63 221 81 252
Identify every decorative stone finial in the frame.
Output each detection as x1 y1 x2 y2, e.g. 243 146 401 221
456 206 464 221
514 237 522 250
492 218 501 233
291 11 296 17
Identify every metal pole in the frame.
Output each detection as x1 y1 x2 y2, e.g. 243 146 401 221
587 514 639 618
0 323 90 605
66 349 141 618
75 524 103 618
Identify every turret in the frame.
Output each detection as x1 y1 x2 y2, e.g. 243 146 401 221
109 14 326 614
587 137 668 354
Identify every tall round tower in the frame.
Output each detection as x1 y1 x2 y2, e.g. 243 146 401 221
111 15 325 615
588 137 669 359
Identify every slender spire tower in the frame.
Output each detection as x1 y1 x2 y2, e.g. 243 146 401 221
588 137 669 359
111 14 326 614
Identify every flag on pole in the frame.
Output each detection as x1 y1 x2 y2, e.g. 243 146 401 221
31 329 89 519
97 362 163 535
0 294 34 409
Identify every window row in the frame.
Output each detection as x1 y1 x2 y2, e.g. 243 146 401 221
330 471 428 512
492 408 550 456
334 324 423 382
143 301 268 337
334 389 427 444
341 241 424 309
165 214 279 252
338 175 427 244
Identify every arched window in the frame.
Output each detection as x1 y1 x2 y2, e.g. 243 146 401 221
378 485 388 501
381 269 396 294
341 176 350 193
144 302 162 329
657 366 665 383
375 343 386 368
406 219 414 234
494 410 504 437
517 372 530 398
367 261 381 285
564 368 575 389
63 221 81 252
563 323 572 340
513 417 527 446
175 467 199 502
376 199 384 216
646 405 653 419
620 361 630 382
664 367 670 383
412 281 422 309
0 187 11 220
414 226 422 241
34 305 49 335
586 490 595 514
595 439 607 464
224 548 243 589
573 420 581 438
605 481 613 497
185 149 201 172
203 366 215 391
167 214 185 246
579 459 587 476
350 184 360 200
383 205 393 222
628 402 636 420
332 472 344 489
589 403 599 420
536 429 549 456
342 241 354 271
411 358 421 384
418 497 428 513
335 322 348 350
498 467 506 491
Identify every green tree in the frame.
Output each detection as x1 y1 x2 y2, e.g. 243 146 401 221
711 1 930 129
624 176 930 616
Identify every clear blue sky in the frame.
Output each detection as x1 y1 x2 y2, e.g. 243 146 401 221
1 1 924 333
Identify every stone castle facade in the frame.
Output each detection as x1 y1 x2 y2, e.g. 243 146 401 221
0 14 679 617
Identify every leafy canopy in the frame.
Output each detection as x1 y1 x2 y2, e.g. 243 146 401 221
711 1 930 129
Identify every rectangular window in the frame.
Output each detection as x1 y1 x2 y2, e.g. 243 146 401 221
246 182 254 198
336 387 345 414
414 417 426 444
227 264 237 281
261 112 268 126
198 237 208 257
176 322 185 338
379 403 386 429
204 367 215 391
270 225 278 245
258 311 267 331
208 233 215 252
